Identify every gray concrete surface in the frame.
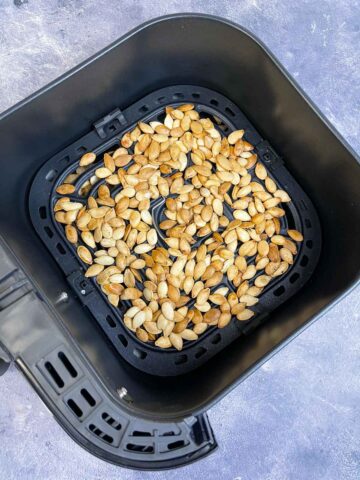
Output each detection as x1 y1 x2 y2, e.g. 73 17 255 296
0 1 359 479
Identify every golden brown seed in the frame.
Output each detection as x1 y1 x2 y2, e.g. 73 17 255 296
254 275 271 288
65 225 78 244
180 329 198 341
155 336 172 348
85 264 105 277
204 309 221 324
77 246 92 265
169 333 183 351
56 184 76 195
237 309 255 321
122 288 142 300
228 129 244 144
255 162 267 180
162 301 174 321
79 152 96 166
287 229 304 242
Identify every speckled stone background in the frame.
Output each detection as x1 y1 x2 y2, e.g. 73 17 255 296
0 1 359 479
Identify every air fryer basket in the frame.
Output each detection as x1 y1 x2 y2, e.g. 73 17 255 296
0 14 359 470
29 85 320 376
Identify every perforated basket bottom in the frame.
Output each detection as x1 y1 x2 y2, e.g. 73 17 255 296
29 85 321 376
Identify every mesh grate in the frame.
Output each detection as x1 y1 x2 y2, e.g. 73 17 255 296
29 86 321 376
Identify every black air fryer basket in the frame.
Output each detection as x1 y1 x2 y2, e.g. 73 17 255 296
0 14 359 470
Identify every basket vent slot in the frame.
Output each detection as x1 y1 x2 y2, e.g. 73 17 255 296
102 412 122 431
39 206 47 219
118 334 128 347
44 226 53 238
76 146 87 154
174 354 187 365
195 347 207 359
290 272 300 284
132 430 152 437
106 315 116 328
133 348 147 360
81 388 96 407
211 333 221 345
44 361 64 388
139 105 149 113
225 106 235 117
67 399 83 418
300 255 309 267
56 243 66 255
274 285 286 297
58 352 77 378
167 440 186 450
45 169 57 182
126 443 154 454
89 424 114 444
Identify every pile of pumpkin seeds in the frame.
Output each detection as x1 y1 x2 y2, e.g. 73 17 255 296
54 104 303 350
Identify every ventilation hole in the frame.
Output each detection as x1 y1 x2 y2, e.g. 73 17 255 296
45 169 57 182
81 388 96 407
44 226 53 238
173 92 184 99
211 333 221 345
157 96 166 103
44 361 64 388
305 218 312 228
60 155 70 165
273 285 286 297
225 107 235 117
306 240 313 249
118 334 128 347
126 443 154 454
133 348 147 359
174 354 187 365
167 440 186 450
290 272 300 284
162 431 176 436
89 424 113 444
76 146 87 154
67 399 83 417
58 352 77 378
299 199 308 211
108 124 117 132
39 206 47 219
192 93 200 99
139 105 149 113
102 413 122 431
210 99 219 106
132 430 152 437
106 315 116 328
195 347 207 359
300 255 309 267
56 243 66 255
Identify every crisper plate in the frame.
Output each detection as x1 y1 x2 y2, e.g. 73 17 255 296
29 86 321 376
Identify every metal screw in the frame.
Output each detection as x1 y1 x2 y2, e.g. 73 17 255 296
55 292 69 304
81 289 86 295
117 387 128 399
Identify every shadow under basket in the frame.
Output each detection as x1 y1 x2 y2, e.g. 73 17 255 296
0 15 359 470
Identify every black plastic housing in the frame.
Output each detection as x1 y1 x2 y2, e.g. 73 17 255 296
0 14 359 468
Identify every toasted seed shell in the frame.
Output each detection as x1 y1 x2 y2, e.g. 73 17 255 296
237 309 255 321
287 229 304 242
